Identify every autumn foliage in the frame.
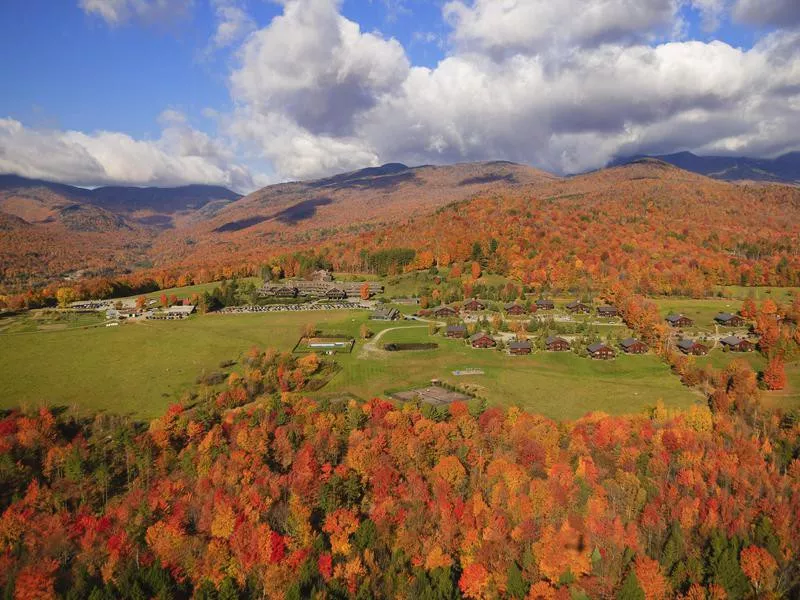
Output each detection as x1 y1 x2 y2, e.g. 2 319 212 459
0 344 798 599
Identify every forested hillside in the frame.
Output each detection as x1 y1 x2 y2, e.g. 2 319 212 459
1 343 798 599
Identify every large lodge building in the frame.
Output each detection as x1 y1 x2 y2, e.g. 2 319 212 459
259 277 383 299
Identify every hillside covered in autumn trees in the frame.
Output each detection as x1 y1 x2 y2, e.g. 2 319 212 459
1 342 799 599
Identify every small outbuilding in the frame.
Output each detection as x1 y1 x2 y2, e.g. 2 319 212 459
370 308 400 321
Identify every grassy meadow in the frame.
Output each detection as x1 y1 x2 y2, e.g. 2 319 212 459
1 276 798 421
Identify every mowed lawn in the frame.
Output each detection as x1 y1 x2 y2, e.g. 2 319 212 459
326 326 701 421
651 297 746 333
0 311 371 419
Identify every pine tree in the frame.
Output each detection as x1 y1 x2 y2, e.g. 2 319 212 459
506 562 528 598
617 570 645 600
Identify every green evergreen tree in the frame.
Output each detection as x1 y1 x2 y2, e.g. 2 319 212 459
705 531 750 600
506 562 528 599
617 570 645 600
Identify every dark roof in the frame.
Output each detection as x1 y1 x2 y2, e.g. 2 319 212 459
371 308 399 319
597 305 617 312
620 337 641 348
446 324 466 332
720 335 745 346
436 305 456 312
509 340 532 349
546 336 568 345
715 312 737 321
536 298 554 305
505 302 523 310
677 339 696 350
665 313 688 322
587 342 610 353
469 332 493 343
566 300 584 308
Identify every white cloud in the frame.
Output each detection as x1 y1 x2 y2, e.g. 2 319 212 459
442 0 680 56
79 0 194 26
209 0 256 50
220 0 800 181
0 114 254 192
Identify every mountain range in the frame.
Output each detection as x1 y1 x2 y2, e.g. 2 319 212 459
610 151 800 183
1 153 799 290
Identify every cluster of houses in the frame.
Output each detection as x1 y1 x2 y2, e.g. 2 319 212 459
665 311 749 329
443 324 650 359
260 270 383 299
429 299 620 319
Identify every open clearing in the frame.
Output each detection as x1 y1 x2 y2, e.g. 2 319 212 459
1 280 798 421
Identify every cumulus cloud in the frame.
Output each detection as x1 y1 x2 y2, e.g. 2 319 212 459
0 114 255 192
79 0 194 26
221 0 800 180
209 0 256 50
733 0 800 28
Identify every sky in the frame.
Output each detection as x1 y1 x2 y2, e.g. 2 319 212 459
0 0 799 193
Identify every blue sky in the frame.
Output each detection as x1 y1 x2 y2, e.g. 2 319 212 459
0 0 798 191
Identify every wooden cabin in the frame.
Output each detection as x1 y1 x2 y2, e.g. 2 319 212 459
597 305 619 318
545 336 571 352
587 342 615 360
434 306 458 318
504 303 527 316
509 340 532 355
445 324 467 338
677 339 709 356
463 299 486 312
666 314 694 328
715 313 747 327
535 298 555 310
620 338 648 354
720 336 755 352
469 332 497 349
566 300 591 314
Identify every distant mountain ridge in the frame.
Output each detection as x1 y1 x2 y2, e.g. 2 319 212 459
0 174 241 215
610 151 800 183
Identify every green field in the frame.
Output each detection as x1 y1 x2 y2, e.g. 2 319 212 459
716 286 799 302
652 297 747 333
0 308 703 421
324 326 700 420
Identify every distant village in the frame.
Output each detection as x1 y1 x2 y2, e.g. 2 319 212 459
64 268 762 359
